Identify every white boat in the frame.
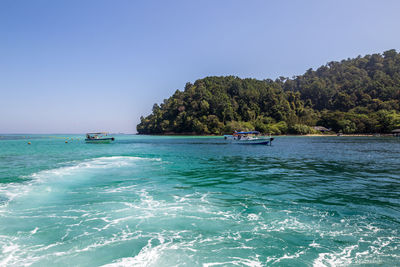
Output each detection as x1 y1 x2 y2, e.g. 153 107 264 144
224 131 274 145
85 132 115 143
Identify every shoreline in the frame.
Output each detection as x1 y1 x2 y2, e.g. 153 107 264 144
2 133 395 138
136 133 395 137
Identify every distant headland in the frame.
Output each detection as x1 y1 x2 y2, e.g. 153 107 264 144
137 50 400 135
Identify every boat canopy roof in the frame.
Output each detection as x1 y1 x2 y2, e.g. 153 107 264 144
235 131 260 134
86 132 108 135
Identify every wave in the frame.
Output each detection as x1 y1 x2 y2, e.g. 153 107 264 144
101 236 171 267
0 156 161 207
1 186 399 266
1 154 399 266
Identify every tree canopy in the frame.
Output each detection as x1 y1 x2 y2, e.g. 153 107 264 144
137 50 400 135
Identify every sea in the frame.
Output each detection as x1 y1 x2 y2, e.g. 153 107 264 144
0 135 399 266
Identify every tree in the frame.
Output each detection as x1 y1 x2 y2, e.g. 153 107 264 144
137 49 400 135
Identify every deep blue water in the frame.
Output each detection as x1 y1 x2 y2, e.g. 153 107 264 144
0 135 399 266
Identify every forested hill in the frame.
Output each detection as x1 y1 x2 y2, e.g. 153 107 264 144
137 49 400 135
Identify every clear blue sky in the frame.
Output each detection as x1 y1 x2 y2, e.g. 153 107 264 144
1 0 399 133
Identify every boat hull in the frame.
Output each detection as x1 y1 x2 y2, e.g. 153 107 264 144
236 139 271 145
85 138 114 144
224 136 274 145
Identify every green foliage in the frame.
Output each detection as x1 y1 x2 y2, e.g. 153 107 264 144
224 121 255 133
288 124 318 135
263 121 288 135
137 50 400 134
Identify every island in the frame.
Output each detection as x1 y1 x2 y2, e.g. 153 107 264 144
137 50 400 135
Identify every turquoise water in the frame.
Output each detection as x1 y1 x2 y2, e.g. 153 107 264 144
0 135 399 266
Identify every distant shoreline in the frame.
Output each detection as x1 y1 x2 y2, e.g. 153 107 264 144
136 133 395 137
1 133 395 138
304 134 391 137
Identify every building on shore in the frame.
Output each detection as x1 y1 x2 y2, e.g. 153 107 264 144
313 126 331 133
392 129 400 137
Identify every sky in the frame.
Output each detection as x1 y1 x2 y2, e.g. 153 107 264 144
1 0 400 134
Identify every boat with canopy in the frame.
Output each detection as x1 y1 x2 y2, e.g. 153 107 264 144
223 131 274 145
85 132 115 144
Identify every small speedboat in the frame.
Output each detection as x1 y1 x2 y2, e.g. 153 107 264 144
85 132 115 144
224 131 274 145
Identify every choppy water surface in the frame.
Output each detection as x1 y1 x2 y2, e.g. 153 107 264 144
0 135 399 266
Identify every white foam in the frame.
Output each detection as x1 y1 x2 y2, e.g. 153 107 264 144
247 213 260 221
30 227 39 235
0 156 161 207
2 243 19 254
203 257 262 267
0 243 20 266
101 236 170 267
309 241 321 248
100 230 202 267
102 185 138 194
72 229 142 254
313 245 358 266
267 249 307 265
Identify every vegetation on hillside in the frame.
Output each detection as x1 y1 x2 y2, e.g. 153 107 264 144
137 50 400 135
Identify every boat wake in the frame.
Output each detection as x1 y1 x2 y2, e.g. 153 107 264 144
0 156 161 207
0 151 399 266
